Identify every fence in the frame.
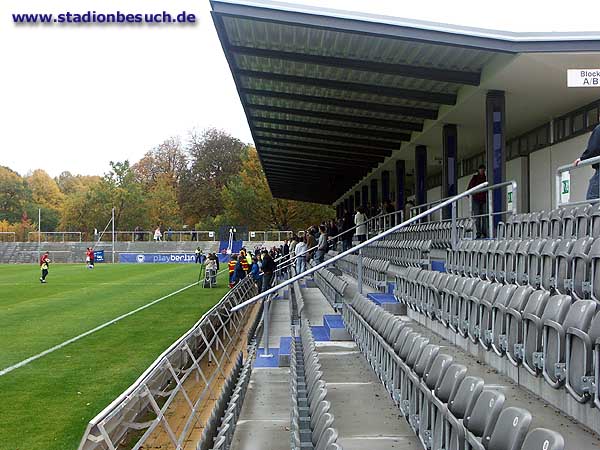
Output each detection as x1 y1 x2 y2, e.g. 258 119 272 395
77 276 260 450
0 232 16 242
28 232 82 242
247 230 294 241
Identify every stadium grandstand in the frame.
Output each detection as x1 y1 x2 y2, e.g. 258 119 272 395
5 1 600 450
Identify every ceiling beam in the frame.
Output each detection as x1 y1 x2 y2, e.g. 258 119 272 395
250 116 411 141
229 45 481 85
258 142 388 159
260 151 376 168
263 163 365 177
259 145 385 163
254 127 401 149
248 103 423 131
238 69 457 105
256 138 393 156
242 88 438 120
262 156 372 171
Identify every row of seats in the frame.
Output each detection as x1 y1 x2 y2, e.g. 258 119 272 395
396 267 600 408
342 294 564 450
312 265 348 308
446 237 600 302
290 320 341 450
208 346 255 450
335 255 390 290
498 204 600 240
387 218 474 249
362 240 431 267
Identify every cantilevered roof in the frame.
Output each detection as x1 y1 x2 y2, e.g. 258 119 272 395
211 0 600 204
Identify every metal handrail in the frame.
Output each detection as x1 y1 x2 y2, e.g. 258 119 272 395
555 155 600 208
409 180 517 239
231 182 488 312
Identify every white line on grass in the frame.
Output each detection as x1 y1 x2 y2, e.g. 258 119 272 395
0 281 199 377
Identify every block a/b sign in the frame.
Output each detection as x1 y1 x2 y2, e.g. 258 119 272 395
568 69 600 87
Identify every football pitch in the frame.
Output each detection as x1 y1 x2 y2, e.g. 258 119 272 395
0 263 229 450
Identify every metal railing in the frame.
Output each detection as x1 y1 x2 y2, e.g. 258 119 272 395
555 155 600 208
248 230 294 241
0 232 16 242
77 276 258 450
409 180 518 241
367 211 404 237
111 230 217 242
230 182 487 313
28 231 82 242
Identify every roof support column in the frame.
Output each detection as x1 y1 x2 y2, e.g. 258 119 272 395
354 190 361 210
415 145 428 206
370 179 379 216
442 124 458 219
395 159 406 214
361 185 369 209
485 90 506 231
381 170 390 203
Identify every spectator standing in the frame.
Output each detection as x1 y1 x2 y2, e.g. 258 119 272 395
306 229 317 261
228 255 237 288
342 210 353 251
354 207 367 243
295 236 308 274
250 256 261 288
573 123 600 200
468 165 487 237
167 227 173 241
260 251 276 293
315 225 328 263
154 226 162 242
195 246 202 264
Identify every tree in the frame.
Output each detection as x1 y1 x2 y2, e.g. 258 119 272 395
221 148 335 231
179 128 248 224
146 174 182 228
55 171 101 195
0 166 31 223
26 169 64 210
133 137 187 188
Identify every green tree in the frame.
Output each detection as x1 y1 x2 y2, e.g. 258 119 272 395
0 166 31 223
221 148 335 231
179 128 248 224
146 174 182 228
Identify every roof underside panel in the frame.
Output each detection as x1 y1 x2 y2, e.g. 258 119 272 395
211 1 505 204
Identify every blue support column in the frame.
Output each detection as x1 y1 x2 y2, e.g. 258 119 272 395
486 91 506 232
361 185 369 208
395 160 406 213
442 124 458 219
415 145 427 206
381 171 390 203
370 179 379 215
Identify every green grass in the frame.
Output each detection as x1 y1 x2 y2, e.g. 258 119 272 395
0 263 229 450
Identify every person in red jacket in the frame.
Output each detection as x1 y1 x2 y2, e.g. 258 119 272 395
86 247 95 269
40 252 50 283
468 164 487 238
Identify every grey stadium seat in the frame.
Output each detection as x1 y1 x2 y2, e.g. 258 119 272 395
492 285 534 357
480 284 517 350
484 407 532 450
542 299 596 388
553 238 576 294
540 239 560 291
575 204 591 238
506 290 550 367
522 294 571 376
570 236 594 300
566 309 600 402
463 390 506 450
524 238 546 288
521 428 565 450
445 376 485 450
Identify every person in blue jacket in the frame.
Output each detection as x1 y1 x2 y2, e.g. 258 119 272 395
250 256 261 288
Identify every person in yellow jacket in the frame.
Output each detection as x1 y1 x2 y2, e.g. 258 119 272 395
228 255 237 288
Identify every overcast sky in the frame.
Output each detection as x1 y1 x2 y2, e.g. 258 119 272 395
1 0 599 177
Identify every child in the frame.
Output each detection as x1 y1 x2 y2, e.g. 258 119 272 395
40 252 50 283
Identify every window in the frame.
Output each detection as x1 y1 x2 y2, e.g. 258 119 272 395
572 112 585 133
588 107 599 127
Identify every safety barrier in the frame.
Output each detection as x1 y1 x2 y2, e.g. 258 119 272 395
335 255 390 290
28 231 82 242
0 232 16 242
77 276 258 450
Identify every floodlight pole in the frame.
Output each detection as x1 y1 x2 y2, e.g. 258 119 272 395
37 208 41 263
112 207 115 264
